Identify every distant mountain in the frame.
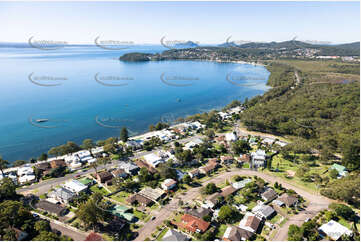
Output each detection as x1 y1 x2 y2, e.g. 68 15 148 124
173 41 199 48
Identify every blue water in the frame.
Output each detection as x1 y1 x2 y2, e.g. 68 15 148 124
0 45 270 162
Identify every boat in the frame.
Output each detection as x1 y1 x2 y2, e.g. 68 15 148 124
35 119 49 123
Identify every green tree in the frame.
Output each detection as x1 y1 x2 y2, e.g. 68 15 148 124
38 153 48 161
231 140 251 155
81 139 95 156
0 156 9 176
0 178 17 201
182 174 192 185
76 193 107 230
120 127 129 142
329 169 339 179
34 220 51 232
288 224 303 241
202 183 218 195
218 205 242 223
13 160 27 167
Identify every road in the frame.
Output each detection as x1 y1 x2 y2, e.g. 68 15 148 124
135 169 333 241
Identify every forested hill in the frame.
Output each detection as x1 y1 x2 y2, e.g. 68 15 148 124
241 60 360 171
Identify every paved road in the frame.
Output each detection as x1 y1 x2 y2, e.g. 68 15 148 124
135 169 333 241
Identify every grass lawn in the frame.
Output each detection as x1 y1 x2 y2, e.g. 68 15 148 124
39 194 47 199
133 209 147 221
90 185 110 195
110 191 131 203
156 227 169 241
243 163 250 168
270 214 283 224
150 203 160 210
247 201 257 210
144 215 151 223
216 224 228 239
279 217 288 227
338 218 352 230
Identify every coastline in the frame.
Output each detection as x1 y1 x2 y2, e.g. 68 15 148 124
4 57 271 172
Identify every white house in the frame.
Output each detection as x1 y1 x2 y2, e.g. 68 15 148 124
318 220 353 240
239 212 262 233
232 178 252 189
161 178 177 191
63 179 88 194
225 132 238 142
17 165 36 184
143 153 164 168
184 138 203 150
251 150 266 169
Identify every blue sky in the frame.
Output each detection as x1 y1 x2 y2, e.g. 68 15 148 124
0 1 359 44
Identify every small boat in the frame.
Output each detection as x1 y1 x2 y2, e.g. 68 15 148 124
36 119 49 123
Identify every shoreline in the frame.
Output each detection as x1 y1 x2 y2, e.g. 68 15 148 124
3 58 271 172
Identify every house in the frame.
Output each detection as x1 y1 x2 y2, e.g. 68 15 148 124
225 132 237 142
199 159 219 175
53 187 75 204
184 138 203 150
275 140 288 147
330 164 348 178
135 159 157 173
118 161 139 175
50 159 66 169
239 212 262 233
63 179 88 194
252 204 276 219
111 168 128 179
278 193 298 207
35 200 67 216
17 165 36 184
221 156 234 165
262 137 275 145
261 188 278 202
220 186 238 198
223 225 253 241
161 178 177 191
185 207 212 219
111 205 135 222
97 171 113 184
318 220 353 240
143 153 164 168
272 199 285 207
85 232 103 241
178 214 210 233
251 150 266 169
12 228 28 241
203 192 222 209
138 187 165 202
162 229 189 241
239 154 250 163
35 162 51 175
232 178 252 190
125 140 143 150
126 194 153 206
188 169 200 178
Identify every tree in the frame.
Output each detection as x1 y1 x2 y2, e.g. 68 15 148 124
33 231 61 241
288 224 303 241
90 161 99 177
38 153 48 161
218 205 241 223
158 163 177 180
202 183 218 195
329 203 355 221
182 174 192 185
0 178 17 201
13 160 27 167
0 156 9 176
120 127 129 142
329 169 339 179
341 140 360 170
34 220 51 232
0 200 33 230
231 140 251 155
76 193 108 230
81 139 95 156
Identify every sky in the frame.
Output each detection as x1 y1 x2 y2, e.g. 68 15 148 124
0 1 359 44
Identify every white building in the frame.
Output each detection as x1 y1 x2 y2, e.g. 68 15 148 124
143 153 164 167
225 132 238 142
184 138 203 150
161 178 177 191
318 220 353 240
63 179 88 194
251 149 266 169
17 165 36 184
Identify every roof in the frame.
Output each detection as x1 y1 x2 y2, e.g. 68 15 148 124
135 159 157 173
63 179 88 193
143 153 164 167
118 161 139 171
111 205 134 222
261 188 278 201
200 162 218 173
223 225 253 241
85 232 103 241
245 215 262 231
36 200 66 216
278 193 298 207
97 171 113 181
331 163 347 173
55 187 75 200
253 205 275 218
138 187 165 201
221 156 234 161
206 192 222 205
185 207 211 219
50 159 66 167
12 228 28 241
189 169 199 175
162 229 189 241
251 150 266 160
232 178 252 189
35 162 51 170
112 168 127 176
319 220 353 240
220 186 237 197
180 214 210 233
163 178 177 187
126 194 153 205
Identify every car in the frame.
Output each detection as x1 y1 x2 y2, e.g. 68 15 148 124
32 214 40 219
75 174 81 178
151 216 156 220
304 218 311 222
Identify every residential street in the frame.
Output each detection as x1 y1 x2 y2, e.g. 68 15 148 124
135 168 333 241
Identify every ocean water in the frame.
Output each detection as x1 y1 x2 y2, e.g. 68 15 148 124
0 45 270 162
